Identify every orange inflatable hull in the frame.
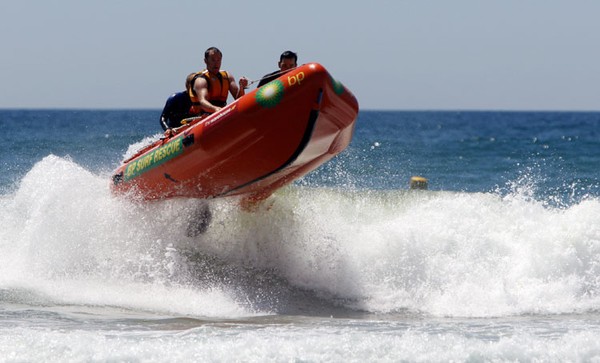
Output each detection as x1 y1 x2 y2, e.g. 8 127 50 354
111 63 359 203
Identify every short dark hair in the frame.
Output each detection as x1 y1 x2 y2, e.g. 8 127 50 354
280 50 298 63
205 47 222 59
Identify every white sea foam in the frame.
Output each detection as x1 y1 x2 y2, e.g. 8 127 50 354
1 155 600 319
2 319 600 362
122 133 162 161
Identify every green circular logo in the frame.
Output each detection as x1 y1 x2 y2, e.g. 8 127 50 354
255 80 285 108
330 76 345 95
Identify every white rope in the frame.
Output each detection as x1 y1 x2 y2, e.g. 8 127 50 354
246 67 298 87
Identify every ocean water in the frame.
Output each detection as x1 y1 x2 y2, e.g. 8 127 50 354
1 109 600 361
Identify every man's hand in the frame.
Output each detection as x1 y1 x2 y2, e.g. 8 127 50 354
239 76 249 89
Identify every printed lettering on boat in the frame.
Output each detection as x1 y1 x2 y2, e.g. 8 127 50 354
287 72 305 87
204 104 237 128
124 137 184 181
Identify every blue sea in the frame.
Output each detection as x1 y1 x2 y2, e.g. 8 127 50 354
1 109 600 361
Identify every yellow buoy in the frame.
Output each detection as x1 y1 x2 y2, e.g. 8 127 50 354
409 176 428 190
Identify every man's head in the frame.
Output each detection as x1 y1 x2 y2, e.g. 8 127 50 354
278 50 298 71
204 47 223 75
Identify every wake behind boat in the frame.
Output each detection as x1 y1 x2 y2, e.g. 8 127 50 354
110 63 359 205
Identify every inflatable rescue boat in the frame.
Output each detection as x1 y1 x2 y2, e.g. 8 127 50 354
111 63 359 204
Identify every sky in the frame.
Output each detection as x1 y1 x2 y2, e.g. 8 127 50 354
1 0 600 111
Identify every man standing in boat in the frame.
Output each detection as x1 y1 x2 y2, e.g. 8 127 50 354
257 51 298 88
189 47 248 115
